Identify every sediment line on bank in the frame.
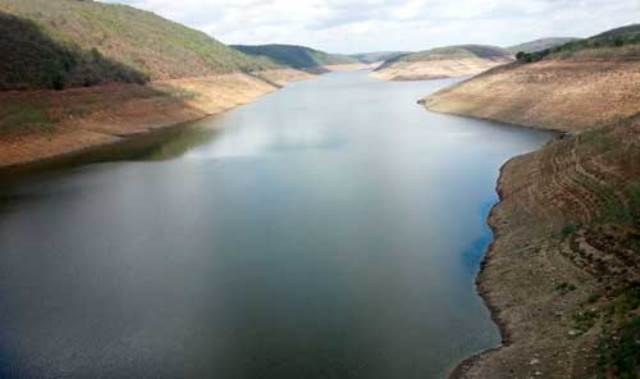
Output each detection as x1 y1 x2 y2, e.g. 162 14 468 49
428 110 640 378
0 69 314 177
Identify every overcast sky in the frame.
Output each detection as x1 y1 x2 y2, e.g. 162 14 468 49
101 0 639 54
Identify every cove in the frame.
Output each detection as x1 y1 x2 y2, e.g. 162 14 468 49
0 71 552 378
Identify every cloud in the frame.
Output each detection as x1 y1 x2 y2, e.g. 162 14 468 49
100 0 640 53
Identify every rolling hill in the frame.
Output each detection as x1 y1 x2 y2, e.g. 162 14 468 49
0 0 314 171
350 51 408 64
372 44 513 81
231 44 361 72
423 24 640 379
516 24 640 62
506 37 579 54
0 0 277 90
425 25 640 130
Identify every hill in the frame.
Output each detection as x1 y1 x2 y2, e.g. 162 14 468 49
231 44 361 72
0 0 277 90
350 51 408 64
424 25 640 379
425 25 640 130
515 24 640 62
506 37 579 54
372 44 513 81
0 0 312 172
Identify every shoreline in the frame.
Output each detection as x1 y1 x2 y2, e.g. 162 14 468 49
425 106 564 379
371 57 514 81
447 155 521 378
0 69 315 179
430 90 640 376
0 117 212 181
432 102 571 379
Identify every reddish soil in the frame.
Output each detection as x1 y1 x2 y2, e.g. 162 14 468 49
0 69 312 170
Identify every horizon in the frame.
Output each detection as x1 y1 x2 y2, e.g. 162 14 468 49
99 0 639 54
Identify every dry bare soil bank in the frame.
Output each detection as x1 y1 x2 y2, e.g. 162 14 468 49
424 60 640 131
0 69 312 172
372 57 513 81
425 59 640 378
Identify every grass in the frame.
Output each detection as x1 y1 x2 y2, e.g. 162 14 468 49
572 309 599 332
613 286 640 317
232 44 359 70
0 104 53 132
507 37 579 54
597 180 640 227
0 0 277 90
588 293 603 304
597 316 640 379
582 286 640 377
160 87 200 101
628 183 640 227
556 282 577 295
516 24 640 63
570 127 640 227
561 224 578 240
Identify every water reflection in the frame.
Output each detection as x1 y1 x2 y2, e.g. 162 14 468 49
0 71 552 378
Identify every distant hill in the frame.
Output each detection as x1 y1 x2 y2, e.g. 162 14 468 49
378 44 511 68
0 0 276 90
373 45 513 81
596 23 640 39
231 44 360 71
507 37 579 54
516 24 640 62
350 51 408 64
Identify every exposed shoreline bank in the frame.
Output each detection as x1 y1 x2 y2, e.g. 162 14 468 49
426 58 640 378
371 57 513 81
437 110 594 378
0 69 315 178
447 149 537 378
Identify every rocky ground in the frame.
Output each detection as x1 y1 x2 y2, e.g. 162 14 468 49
454 118 640 378
425 59 640 378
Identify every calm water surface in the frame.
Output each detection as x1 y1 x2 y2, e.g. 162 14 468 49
0 71 551 378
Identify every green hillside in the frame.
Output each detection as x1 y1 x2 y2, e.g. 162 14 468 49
376 44 511 70
350 51 408 64
517 24 640 62
232 44 359 70
0 0 276 90
507 37 579 54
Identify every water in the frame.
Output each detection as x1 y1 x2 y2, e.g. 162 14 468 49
0 71 552 378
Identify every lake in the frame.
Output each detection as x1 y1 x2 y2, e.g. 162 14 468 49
0 71 551 378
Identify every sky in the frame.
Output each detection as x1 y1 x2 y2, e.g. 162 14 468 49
100 0 640 54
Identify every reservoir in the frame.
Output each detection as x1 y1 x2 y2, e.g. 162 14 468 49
0 71 551 378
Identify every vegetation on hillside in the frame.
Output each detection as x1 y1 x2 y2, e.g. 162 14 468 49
0 12 148 90
375 44 511 70
516 24 640 63
232 44 359 70
507 37 579 54
350 51 408 64
0 0 276 90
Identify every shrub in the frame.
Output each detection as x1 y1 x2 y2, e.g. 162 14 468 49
561 224 578 239
556 282 577 295
49 71 66 90
597 316 640 379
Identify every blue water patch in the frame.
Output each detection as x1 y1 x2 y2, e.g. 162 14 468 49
0 71 552 379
